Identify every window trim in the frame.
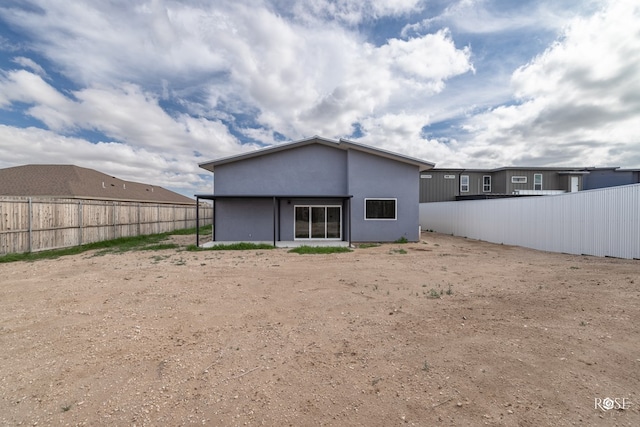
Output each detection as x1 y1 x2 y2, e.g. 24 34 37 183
483 175 491 192
534 174 543 191
460 175 469 192
364 198 397 221
294 205 342 240
511 176 527 183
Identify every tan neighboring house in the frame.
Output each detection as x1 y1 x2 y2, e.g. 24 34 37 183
0 164 195 204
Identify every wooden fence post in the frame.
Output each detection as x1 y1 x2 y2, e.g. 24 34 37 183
78 200 83 245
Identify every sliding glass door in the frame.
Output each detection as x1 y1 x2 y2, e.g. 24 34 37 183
295 205 341 240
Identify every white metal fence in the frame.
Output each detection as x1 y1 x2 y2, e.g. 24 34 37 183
420 183 640 259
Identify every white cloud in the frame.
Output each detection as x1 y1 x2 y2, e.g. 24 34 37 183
459 0 640 167
1 0 636 199
283 0 422 25
403 0 602 36
11 56 46 76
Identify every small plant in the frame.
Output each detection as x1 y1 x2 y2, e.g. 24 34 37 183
61 404 72 412
141 243 179 251
358 243 380 249
150 254 170 264
580 321 587 326
422 361 430 372
445 284 453 295
427 289 441 299
394 236 409 244
390 248 407 254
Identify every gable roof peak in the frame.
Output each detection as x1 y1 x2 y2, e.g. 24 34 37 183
199 136 434 172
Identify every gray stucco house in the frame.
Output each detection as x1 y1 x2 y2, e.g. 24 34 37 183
197 136 434 246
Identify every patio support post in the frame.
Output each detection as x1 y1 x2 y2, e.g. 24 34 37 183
195 196 200 248
272 196 276 247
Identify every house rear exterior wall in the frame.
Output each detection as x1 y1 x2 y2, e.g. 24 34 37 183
348 150 420 242
214 199 274 242
214 144 347 195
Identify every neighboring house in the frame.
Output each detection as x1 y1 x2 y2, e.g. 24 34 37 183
197 136 434 246
0 164 195 204
582 167 640 190
420 167 592 203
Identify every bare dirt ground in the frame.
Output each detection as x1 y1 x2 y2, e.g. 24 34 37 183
0 233 638 427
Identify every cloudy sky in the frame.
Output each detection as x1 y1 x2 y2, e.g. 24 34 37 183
0 0 638 197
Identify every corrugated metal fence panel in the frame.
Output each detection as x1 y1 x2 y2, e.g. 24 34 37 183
0 197 214 255
420 184 640 259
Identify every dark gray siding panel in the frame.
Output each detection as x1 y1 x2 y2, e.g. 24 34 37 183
492 171 508 194
348 150 419 242
214 144 347 195
419 171 459 202
215 199 274 242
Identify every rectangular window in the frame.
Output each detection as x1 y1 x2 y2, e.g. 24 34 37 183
444 175 455 179
295 206 341 239
512 176 527 183
460 175 469 192
483 175 491 192
420 174 432 179
534 174 543 191
365 198 397 220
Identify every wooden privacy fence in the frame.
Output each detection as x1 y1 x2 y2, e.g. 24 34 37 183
0 197 213 255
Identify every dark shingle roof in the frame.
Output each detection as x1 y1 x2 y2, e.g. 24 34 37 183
0 164 195 205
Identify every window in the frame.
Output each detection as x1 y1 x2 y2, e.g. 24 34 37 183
483 175 491 192
444 175 455 179
295 206 341 239
534 174 543 191
420 174 432 179
365 199 396 220
512 176 527 183
460 175 469 192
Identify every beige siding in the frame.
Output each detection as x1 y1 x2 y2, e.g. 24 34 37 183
0 197 213 255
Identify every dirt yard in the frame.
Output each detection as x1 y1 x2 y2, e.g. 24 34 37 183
0 233 638 426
